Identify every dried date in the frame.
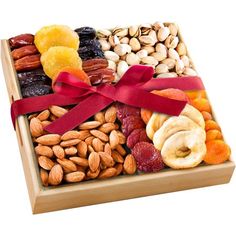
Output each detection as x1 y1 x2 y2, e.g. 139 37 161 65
9 34 34 49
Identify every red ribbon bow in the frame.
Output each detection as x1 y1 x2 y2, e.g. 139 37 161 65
11 65 204 135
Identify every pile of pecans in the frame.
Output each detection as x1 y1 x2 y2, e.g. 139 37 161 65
97 22 197 82
29 105 137 186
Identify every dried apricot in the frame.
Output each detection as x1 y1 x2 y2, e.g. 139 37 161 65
185 90 206 100
192 98 211 113
205 120 221 132
41 46 82 79
204 140 231 165
35 25 79 54
201 111 212 121
206 129 223 142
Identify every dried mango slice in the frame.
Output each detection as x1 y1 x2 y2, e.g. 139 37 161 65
41 46 82 79
35 25 79 54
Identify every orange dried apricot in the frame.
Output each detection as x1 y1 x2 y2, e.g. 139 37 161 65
192 98 211 113
201 111 212 121
35 25 79 54
205 120 221 132
204 140 231 165
185 90 207 100
206 129 223 142
41 46 82 79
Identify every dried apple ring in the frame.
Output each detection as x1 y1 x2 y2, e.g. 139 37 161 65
35 25 79 54
41 46 82 79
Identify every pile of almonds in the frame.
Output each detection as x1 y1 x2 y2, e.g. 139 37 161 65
97 22 197 82
29 105 137 186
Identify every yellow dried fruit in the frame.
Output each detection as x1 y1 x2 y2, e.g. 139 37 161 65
41 46 82 79
34 25 79 54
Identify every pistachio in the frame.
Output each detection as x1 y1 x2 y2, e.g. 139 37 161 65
165 35 179 49
107 60 117 71
157 72 177 78
152 22 164 31
183 67 198 76
161 58 176 70
154 43 167 61
139 35 156 46
108 35 120 47
112 27 128 37
136 49 148 59
120 37 129 44
104 51 119 62
114 44 131 56
155 64 169 74
139 23 152 35
141 56 158 66
168 23 178 36
126 52 141 65
129 38 141 52
180 55 190 67
148 30 158 43
175 59 185 74
97 29 111 38
117 61 129 77
168 48 180 60
157 27 170 41
129 25 141 37
176 42 187 56
98 38 111 51
142 45 155 54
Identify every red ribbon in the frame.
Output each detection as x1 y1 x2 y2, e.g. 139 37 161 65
11 65 204 135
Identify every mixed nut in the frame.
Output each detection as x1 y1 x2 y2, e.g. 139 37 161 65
8 22 231 187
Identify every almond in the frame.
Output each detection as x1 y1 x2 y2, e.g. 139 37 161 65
77 141 87 158
98 167 117 179
79 121 101 130
49 105 68 117
30 117 43 137
35 134 61 145
48 164 63 186
115 144 126 156
40 168 49 187
123 154 137 174
114 163 123 176
41 120 51 128
36 109 50 121
77 165 87 173
98 123 117 133
76 130 91 140
109 130 119 149
111 150 124 163
69 157 89 167
92 138 104 152
87 168 100 179
28 113 38 120
35 145 53 158
50 114 57 121
38 156 55 170
104 143 112 155
99 152 115 167
57 158 77 172
60 139 80 147
94 112 105 124
85 136 95 146
88 152 100 172
64 171 85 183
116 131 126 144
61 130 81 140
52 145 65 159
90 130 109 142
88 145 95 153
64 146 77 156
105 106 117 123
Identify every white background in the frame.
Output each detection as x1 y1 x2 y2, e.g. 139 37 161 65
0 0 236 235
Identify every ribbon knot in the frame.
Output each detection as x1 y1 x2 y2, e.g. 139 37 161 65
11 65 204 135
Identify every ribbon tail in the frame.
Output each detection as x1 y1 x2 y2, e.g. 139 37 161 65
44 94 114 135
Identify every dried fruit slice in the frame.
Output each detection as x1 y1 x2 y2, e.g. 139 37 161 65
122 115 145 137
127 128 151 149
41 46 82 79
132 142 164 172
35 25 79 53
116 103 140 122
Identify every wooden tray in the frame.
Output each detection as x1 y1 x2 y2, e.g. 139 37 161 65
1 25 235 214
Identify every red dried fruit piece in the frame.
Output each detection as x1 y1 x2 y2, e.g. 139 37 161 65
132 142 164 172
116 103 140 122
127 128 151 149
122 115 145 137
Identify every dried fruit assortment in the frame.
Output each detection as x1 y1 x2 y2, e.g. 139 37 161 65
8 22 231 187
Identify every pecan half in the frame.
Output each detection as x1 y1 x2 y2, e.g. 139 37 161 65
82 58 108 72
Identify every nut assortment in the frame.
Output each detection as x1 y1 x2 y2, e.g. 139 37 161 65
8 22 231 188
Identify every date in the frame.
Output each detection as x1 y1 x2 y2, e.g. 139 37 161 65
14 54 41 72
9 34 34 49
12 45 38 60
